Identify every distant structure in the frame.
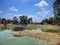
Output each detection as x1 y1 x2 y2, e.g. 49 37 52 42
29 18 33 24
40 21 47 25
53 0 60 25
28 17 33 24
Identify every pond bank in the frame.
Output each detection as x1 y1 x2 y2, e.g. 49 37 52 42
11 30 60 45
0 24 60 30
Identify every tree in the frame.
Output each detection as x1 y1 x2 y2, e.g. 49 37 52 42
19 16 27 25
41 17 54 24
0 18 12 24
48 17 54 24
12 16 18 24
1 18 7 25
0 18 1 24
53 0 60 25
6 19 12 24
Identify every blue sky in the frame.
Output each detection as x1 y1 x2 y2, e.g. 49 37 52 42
0 0 55 22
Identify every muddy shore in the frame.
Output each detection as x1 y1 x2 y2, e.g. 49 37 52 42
11 30 60 45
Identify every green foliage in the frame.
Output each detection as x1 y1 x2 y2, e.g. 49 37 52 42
19 16 27 24
1 18 7 24
41 17 54 24
42 29 60 33
14 35 24 37
0 16 33 25
12 16 18 24
53 0 60 25
6 20 12 23
26 26 34 30
0 18 12 24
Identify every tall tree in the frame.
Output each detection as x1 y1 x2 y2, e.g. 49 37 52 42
12 16 18 24
53 0 60 25
0 18 1 24
19 16 27 24
1 18 7 25
48 17 54 24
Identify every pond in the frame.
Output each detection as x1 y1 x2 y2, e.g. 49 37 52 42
0 30 51 45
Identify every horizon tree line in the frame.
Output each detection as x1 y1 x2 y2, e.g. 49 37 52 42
0 16 33 25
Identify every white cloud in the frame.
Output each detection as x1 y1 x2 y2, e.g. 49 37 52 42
37 10 50 17
27 15 42 22
4 13 23 19
35 0 48 7
0 10 3 13
27 15 34 18
9 7 18 12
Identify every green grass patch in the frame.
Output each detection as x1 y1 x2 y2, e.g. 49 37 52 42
13 35 25 37
25 26 60 33
25 26 41 30
42 29 60 33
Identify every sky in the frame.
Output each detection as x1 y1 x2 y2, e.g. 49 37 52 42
0 0 55 22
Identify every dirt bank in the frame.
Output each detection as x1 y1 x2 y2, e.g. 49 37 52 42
28 24 60 30
12 30 60 45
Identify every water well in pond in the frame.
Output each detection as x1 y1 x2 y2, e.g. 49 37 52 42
13 27 25 31
0 30 51 45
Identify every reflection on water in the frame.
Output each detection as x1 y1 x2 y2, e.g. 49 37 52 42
0 26 7 31
0 30 51 45
32 29 42 32
0 26 13 31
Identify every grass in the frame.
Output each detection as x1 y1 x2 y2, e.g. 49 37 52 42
25 26 41 30
13 35 25 37
42 29 60 33
25 26 60 33
26 26 36 30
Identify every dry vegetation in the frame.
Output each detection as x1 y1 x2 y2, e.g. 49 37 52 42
12 30 60 45
28 24 60 30
0 24 60 30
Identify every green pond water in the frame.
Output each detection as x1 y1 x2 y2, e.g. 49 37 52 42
0 30 51 45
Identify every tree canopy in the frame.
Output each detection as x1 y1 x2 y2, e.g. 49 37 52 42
53 0 60 25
